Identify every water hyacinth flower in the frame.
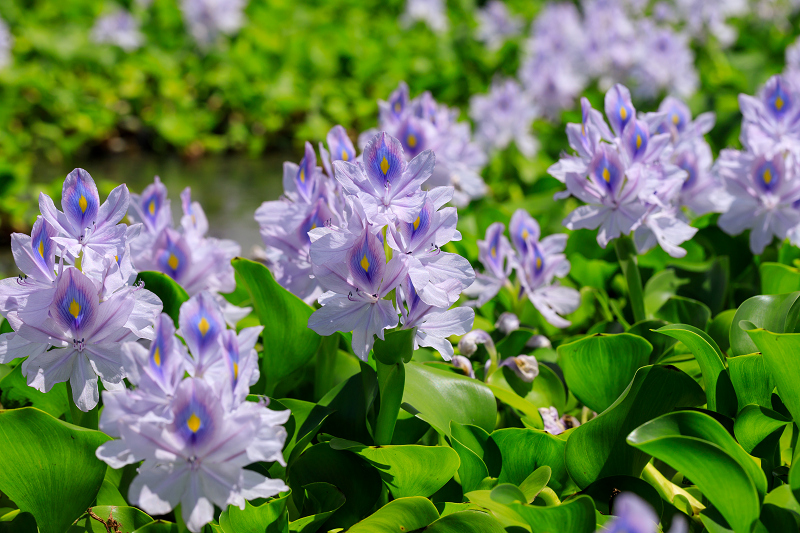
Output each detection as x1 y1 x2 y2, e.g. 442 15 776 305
495 312 519 335
469 78 539 157
401 0 449 33
604 492 687 533
0 217 58 315
474 1 523 51
498 354 539 382
39 168 132 274
738 74 800 155
457 329 495 358
180 0 248 48
91 9 144 51
451 355 475 378
463 222 514 306
630 22 697 99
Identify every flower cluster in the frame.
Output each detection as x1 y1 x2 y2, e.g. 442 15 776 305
361 82 488 207
91 9 144 52
97 293 289 533
474 1 524 51
180 0 249 48
552 84 728 257
464 209 580 328
0 169 161 411
715 74 800 254
469 78 539 158
127 177 247 325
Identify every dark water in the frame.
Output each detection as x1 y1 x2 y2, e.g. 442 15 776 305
33 152 287 255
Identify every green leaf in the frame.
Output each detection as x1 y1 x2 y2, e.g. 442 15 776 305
729 292 800 356
580 476 662 517
0 511 37 533
789 459 800 506
0 408 110 533
728 354 776 411
654 324 737 417
708 309 736 354
627 410 766 533
564 365 705 488
745 329 800 423
489 428 571 496
449 422 491 494
329 439 460 498
132 521 179 533
760 262 800 294
557 333 652 413
273 398 333 466
496 329 534 359
510 495 596 533
518 466 551 503
68 506 153 532
655 296 711 330
402 362 496 436
226 492 290 533
232 258 321 395
373 329 416 365
288 443 382 530
422 510 506 533
733 405 792 457
95 479 127 506
644 269 689 317
0 365 68 417
288 483 345 533
134 271 189 326
626 319 676 363
489 484 526 504
347 497 439 533
374 359 405 445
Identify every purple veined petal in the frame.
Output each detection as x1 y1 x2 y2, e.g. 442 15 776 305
477 222 509 279
761 75 795 121
451 355 475 378
527 285 579 329
751 153 783 193
351 299 398 360
62 168 101 235
391 149 435 200
426 186 454 210
49 267 98 336
604 84 635 137
308 293 374 338
84 342 126 386
326 125 357 164
179 292 226 359
171 378 221 450
180 188 209 239
332 160 373 197
588 146 624 197
22 345 78 394
363 132 406 189
379 254 408 298
132 176 170 232
128 464 188 516
95 184 130 231
154 228 192 283
509 209 541 255
39 191 75 238
11 220 56 282
563 204 610 233
70 352 100 411
347 228 386 294
606 493 659 533
397 116 427 158
90 290 136 343
621 119 650 162
0 332 49 364
564 172 603 205
657 96 691 134
297 198 336 246
294 142 319 203
417 306 475 350
675 149 700 191
387 81 410 120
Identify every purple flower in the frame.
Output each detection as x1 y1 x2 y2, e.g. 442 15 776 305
630 22 697 99
91 9 144 51
495 312 520 335
475 1 523 51
451 355 475 378
739 75 800 155
457 329 495 358
401 0 449 33
603 492 660 533
539 406 566 435
499 355 539 382
334 132 433 226
469 78 538 157
0 217 58 316
180 0 248 48
0 16 13 69
178 291 227 377
462 222 513 306
549 98 612 183
320 125 357 179
129 176 171 237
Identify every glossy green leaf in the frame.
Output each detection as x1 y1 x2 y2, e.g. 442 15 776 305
317 373 373 444
489 484 526 504
490 428 571 496
526 364 567 413
449 422 490 494
422 510 506 533
580 476 662 517
134 271 189 326
329 439 460 498
95 479 127 506
402 362 496 436
496 329 534 359
655 324 737 416
564 365 705 488
708 309 736 354
760 262 800 295
0 511 37 533
627 319 676 363
655 296 711 330
627 411 765 533
558 333 652 413
232 258 321 395
730 292 800 356
728 354 776 411
644 269 689 317
373 329 416 365
746 329 800 423
273 398 333 466
288 443 382 529
0 408 110 533
288 483 345 533
132 521 179 533
68 506 153 532
226 492 290 533
486 381 542 424
511 495 596 533
347 497 439 532
789 459 800 506
734 405 791 457
518 466 551 503
0 365 68 418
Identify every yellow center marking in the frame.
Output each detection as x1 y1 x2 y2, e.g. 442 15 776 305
360 254 370 272
536 256 542 269
619 106 627 120
168 253 179 270
38 240 44 257
636 135 642 149
763 168 773 184
198 317 210 337
311 223 317 230
233 361 239 378
413 217 420 231
187 413 201 433
79 195 88 213
115 255 119 263
602 167 611 182
672 113 679 125
380 156 390 175
341 150 349 161
491 247 497 258
394 102 401 113
153 346 161 366
522 229 529 240
407 134 417 148
581 124 586 136
776 96 784 110
69 300 80 318
299 169 305 183
148 200 156 216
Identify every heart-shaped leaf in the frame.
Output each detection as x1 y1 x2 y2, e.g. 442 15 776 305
449 422 491 494
510 495 596 533
518 466 551 503
557 333 652 413
564 365 705 488
728 353 776 411
655 296 710 330
733 405 792 457
226 492 290 533
745 328 800 423
760 263 800 295
489 428 571 496
0 408 110 533
347 497 439 532
422 510 506 533
730 292 800 356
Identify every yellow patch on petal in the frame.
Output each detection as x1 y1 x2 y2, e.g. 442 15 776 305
536 256 542 270
776 97 784 111
522 229 529 240
168 253 179 270
341 150 349 161
413 217 420 231
187 413 201 433
69 300 80 318
407 134 417 148
602 167 611 182
198 317 210 337
299 169 305 183
153 346 161 367
233 362 239 379
619 106 627 121
38 240 44 257
311 223 317 230
764 168 773 184
394 102 401 113
79 195 88 213
148 200 156 216
380 156 390 175
360 254 370 272
636 135 642 149
672 113 680 125
491 247 497 258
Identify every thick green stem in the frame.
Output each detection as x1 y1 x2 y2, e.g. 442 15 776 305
314 334 339 401
614 235 646 324
374 361 405 445
642 463 705 520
